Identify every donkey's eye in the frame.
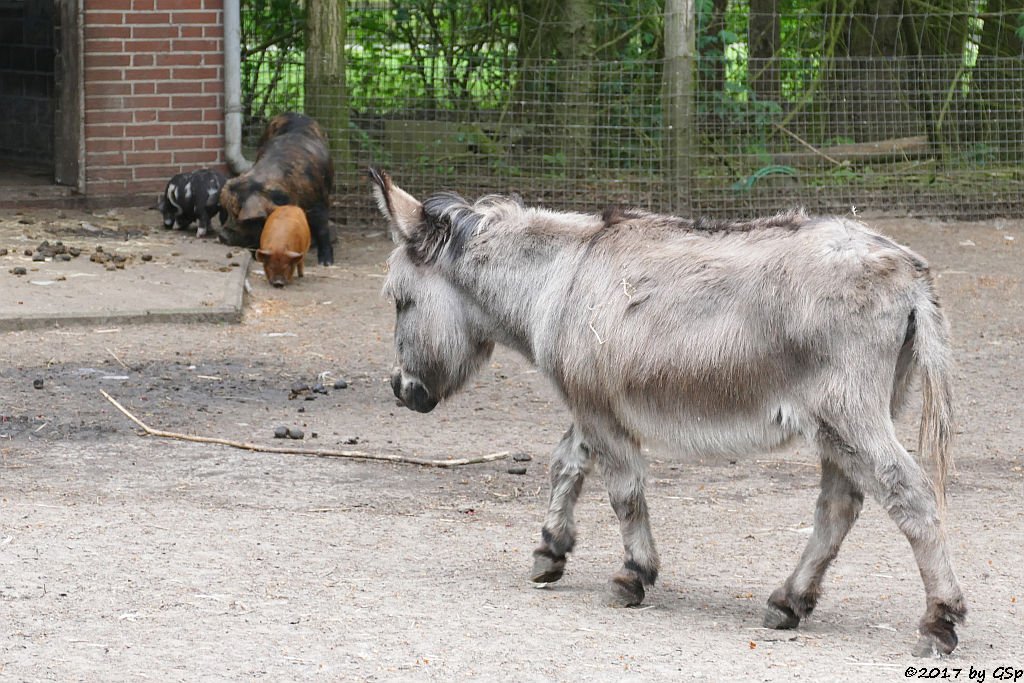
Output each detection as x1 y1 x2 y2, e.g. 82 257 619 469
396 298 414 313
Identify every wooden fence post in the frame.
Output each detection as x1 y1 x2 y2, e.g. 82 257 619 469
663 0 696 213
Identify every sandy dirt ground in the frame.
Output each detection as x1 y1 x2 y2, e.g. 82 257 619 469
1 205 1022 681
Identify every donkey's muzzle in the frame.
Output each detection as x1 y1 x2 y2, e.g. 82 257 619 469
390 368 438 413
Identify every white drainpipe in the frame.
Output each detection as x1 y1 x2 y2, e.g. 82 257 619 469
223 0 253 174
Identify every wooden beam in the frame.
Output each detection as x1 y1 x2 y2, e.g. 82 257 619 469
776 135 930 167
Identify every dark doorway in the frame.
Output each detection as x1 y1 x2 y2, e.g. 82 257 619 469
0 0 81 203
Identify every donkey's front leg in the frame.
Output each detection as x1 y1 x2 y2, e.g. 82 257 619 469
531 425 593 584
601 444 659 607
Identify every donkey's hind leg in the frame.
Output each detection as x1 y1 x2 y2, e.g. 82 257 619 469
817 419 965 656
765 450 864 630
531 425 593 584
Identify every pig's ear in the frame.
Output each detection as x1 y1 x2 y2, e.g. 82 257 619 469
218 183 238 214
255 249 270 262
239 194 275 222
285 250 304 262
367 167 423 244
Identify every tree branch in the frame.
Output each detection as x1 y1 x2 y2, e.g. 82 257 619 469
101 391 510 469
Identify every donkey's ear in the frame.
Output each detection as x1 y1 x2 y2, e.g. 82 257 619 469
367 167 423 243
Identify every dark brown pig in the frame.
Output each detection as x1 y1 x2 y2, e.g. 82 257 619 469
255 205 310 287
219 112 334 265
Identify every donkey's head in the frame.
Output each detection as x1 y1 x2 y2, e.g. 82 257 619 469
369 168 495 413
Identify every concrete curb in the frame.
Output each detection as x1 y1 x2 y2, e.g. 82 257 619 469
0 252 251 333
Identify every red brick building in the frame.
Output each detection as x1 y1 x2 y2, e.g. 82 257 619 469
0 0 227 205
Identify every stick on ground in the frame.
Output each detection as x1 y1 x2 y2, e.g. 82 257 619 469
100 390 510 468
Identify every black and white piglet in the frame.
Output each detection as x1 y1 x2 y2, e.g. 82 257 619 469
155 168 228 238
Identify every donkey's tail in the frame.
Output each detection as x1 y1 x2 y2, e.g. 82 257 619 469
897 272 956 511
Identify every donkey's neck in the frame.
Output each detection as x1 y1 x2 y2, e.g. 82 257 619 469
441 208 601 363
443 254 545 362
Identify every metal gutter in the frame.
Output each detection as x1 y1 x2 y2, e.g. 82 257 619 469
223 0 252 174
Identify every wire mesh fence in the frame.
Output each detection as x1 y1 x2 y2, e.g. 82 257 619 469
239 1 1024 222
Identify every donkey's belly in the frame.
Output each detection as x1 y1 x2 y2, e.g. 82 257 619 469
616 399 811 460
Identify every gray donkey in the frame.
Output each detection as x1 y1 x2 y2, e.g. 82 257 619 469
368 168 965 657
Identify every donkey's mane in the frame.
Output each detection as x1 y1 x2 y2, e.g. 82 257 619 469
405 191 483 264
691 208 811 232
415 191 813 264
601 206 811 233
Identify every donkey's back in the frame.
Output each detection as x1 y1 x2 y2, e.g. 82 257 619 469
520 208 935 462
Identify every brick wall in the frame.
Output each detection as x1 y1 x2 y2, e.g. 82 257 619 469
84 0 226 201
0 1 55 161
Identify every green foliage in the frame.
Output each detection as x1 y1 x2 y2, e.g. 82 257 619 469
347 0 518 113
237 0 1024 204
240 0 305 138
542 151 567 178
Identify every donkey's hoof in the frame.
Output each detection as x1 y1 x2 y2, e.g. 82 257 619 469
609 573 645 607
912 637 940 658
912 598 964 656
530 550 566 584
763 602 801 630
912 623 958 657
